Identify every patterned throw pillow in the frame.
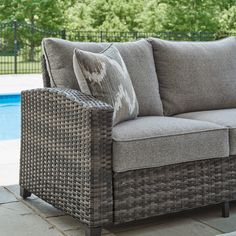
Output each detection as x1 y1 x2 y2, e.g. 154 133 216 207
73 44 139 125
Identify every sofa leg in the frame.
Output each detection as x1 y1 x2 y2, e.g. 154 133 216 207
84 226 102 236
222 201 230 218
20 187 31 199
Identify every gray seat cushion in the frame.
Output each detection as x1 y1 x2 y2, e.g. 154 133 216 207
175 109 236 155
112 116 229 172
148 37 236 116
42 38 163 116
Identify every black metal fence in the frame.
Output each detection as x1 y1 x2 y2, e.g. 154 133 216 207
0 20 232 74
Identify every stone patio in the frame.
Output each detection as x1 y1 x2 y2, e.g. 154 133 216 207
1 185 236 235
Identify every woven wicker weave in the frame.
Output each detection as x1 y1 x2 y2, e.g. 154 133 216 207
113 156 236 224
19 57 236 231
20 88 114 227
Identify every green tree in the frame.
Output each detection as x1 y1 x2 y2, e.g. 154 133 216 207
218 5 236 36
65 0 144 32
1 0 236 48
65 1 93 31
136 0 169 32
160 0 220 32
89 0 143 31
0 0 75 61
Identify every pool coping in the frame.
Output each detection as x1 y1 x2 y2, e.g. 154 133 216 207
0 93 21 106
0 93 21 96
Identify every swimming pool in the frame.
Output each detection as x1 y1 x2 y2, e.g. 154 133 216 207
0 94 21 141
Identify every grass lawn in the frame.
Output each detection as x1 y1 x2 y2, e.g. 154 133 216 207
0 56 41 74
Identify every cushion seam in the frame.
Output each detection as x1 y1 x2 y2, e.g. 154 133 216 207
113 155 229 173
177 120 236 130
112 127 228 142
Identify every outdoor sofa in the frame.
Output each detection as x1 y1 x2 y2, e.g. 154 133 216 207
20 37 236 236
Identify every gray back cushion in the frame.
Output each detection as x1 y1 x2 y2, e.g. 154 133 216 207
148 37 236 116
42 38 163 116
114 40 163 116
42 39 108 89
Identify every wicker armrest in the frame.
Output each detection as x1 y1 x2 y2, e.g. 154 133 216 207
20 88 114 227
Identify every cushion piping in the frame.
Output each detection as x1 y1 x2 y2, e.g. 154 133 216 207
113 155 230 173
42 40 56 87
112 127 228 142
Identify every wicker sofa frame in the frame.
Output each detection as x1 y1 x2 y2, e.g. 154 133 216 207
19 56 236 236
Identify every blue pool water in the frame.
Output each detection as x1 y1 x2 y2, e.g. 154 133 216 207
0 94 21 141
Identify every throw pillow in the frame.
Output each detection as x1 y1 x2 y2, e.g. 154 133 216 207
73 44 139 125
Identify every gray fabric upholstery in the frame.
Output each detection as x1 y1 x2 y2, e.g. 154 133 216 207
42 38 108 89
73 45 139 125
175 109 236 155
114 40 163 116
112 116 229 172
42 38 163 116
148 37 236 115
